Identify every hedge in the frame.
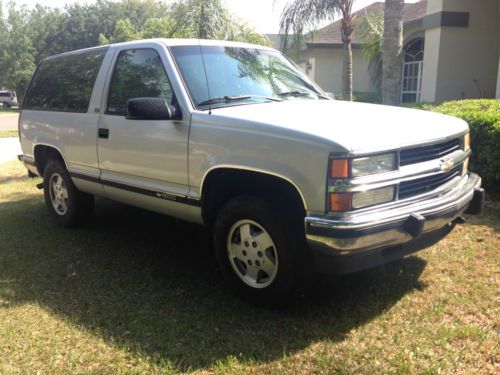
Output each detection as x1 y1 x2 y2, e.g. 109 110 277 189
421 99 500 190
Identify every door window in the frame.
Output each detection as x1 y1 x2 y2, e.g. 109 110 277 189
106 49 174 115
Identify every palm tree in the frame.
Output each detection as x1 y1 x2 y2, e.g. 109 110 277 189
358 12 383 93
382 0 404 105
168 0 270 46
279 0 355 101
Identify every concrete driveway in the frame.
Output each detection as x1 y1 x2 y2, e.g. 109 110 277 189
0 137 22 165
0 113 19 131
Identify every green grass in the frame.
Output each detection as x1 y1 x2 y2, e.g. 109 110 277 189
0 107 19 114
0 160 499 374
0 130 18 138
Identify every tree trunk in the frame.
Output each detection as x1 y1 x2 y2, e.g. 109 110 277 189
341 15 354 102
342 39 353 101
382 0 404 105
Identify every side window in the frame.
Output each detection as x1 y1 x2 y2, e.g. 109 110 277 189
24 48 107 113
106 49 174 115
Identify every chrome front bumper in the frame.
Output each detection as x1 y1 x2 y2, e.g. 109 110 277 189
306 173 483 261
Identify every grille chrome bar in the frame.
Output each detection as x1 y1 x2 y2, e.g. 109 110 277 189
400 138 461 166
399 165 462 200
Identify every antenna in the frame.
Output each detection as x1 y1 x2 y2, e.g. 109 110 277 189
198 40 212 115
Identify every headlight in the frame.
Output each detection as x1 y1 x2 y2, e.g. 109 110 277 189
351 153 396 177
352 186 395 209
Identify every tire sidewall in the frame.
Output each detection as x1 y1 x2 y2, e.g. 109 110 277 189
214 195 302 304
43 159 81 227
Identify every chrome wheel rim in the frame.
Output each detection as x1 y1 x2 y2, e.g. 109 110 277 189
227 219 278 289
49 173 69 216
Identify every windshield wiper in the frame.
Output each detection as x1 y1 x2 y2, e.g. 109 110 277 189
198 95 281 107
277 90 312 98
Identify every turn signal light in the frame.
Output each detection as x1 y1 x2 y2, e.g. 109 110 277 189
330 159 349 178
464 133 471 150
329 193 352 212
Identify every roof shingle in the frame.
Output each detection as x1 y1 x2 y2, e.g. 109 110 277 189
307 0 427 46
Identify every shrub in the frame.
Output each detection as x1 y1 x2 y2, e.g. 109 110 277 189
428 99 500 190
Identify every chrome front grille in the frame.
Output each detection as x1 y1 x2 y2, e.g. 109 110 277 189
399 138 461 166
398 165 462 200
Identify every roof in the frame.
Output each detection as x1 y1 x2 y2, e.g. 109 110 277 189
45 38 277 60
306 0 427 46
266 34 283 50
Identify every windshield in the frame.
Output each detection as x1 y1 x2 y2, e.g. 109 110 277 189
170 45 325 110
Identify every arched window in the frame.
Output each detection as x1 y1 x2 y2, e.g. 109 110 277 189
401 38 424 103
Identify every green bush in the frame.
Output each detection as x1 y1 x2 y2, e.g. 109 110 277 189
426 99 500 190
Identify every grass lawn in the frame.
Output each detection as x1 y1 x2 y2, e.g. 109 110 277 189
0 130 18 138
0 160 498 374
0 107 19 114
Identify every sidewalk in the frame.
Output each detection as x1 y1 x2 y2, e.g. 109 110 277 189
0 137 22 165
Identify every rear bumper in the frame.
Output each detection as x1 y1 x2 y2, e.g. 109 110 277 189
18 154 39 177
306 173 484 274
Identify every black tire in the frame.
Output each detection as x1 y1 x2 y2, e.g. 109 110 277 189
214 195 312 306
43 158 94 227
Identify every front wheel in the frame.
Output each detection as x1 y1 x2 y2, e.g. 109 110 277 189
214 195 310 305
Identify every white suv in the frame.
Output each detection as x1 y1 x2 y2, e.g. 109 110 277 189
18 39 484 304
0 90 18 107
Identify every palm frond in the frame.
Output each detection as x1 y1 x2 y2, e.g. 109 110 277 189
357 12 383 92
278 0 340 52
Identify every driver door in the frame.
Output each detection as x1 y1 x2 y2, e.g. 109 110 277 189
97 46 190 207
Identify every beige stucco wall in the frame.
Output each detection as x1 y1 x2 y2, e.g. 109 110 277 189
420 27 442 102
422 0 500 102
300 47 375 95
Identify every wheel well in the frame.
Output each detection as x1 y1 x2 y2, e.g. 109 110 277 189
201 168 306 226
34 145 65 176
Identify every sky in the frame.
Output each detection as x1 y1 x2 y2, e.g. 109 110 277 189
10 0 421 34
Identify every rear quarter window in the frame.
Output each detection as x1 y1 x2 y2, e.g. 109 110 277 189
23 48 108 113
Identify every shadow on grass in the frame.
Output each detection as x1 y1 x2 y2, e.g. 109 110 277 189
0 197 429 370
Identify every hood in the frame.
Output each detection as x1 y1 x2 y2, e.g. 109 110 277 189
210 100 468 153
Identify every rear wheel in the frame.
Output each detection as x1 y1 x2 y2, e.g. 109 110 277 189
214 195 311 305
43 158 94 227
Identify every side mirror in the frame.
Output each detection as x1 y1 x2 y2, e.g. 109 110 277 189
126 97 177 120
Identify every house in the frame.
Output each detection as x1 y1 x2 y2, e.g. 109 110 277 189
298 0 500 103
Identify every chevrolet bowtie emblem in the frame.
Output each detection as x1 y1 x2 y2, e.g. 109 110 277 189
440 159 455 172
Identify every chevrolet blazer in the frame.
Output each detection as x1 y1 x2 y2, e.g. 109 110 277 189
18 39 484 304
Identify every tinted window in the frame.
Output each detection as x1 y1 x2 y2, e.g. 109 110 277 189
0 92 10 97
24 48 107 113
106 49 173 115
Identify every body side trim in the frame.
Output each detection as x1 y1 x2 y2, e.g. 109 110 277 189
69 172 201 207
